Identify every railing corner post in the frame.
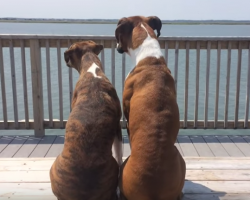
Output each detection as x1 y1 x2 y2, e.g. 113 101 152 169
30 39 45 137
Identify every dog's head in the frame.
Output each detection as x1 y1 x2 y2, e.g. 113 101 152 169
64 40 103 72
115 16 162 54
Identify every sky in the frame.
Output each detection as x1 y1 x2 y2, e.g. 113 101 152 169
0 0 250 20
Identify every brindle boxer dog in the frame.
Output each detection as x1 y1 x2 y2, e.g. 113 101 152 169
115 16 186 200
50 41 123 200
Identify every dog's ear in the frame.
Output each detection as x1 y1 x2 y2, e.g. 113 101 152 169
92 44 103 55
64 49 74 66
115 18 133 54
147 16 162 38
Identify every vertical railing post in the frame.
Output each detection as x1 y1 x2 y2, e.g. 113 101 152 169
30 39 44 137
57 40 63 128
244 42 250 128
9 40 19 128
214 41 221 128
101 40 105 73
234 42 242 128
67 40 73 113
0 39 8 129
174 41 179 92
224 41 231 128
194 41 200 128
204 41 211 128
111 41 115 87
164 41 168 66
122 53 126 128
184 41 189 128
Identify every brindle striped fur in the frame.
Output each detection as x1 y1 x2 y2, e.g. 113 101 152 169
50 41 122 200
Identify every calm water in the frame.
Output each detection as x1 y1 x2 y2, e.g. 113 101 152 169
0 23 250 136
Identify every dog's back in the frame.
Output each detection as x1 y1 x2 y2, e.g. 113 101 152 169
50 41 122 200
121 64 185 200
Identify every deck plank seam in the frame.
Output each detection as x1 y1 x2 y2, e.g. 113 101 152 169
188 136 202 157
44 136 60 157
213 135 230 157
218 135 245 157
202 136 215 157
242 136 250 144
190 136 215 157
12 136 29 157
178 136 199 156
228 136 248 157
0 136 15 154
27 136 43 158
176 141 184 156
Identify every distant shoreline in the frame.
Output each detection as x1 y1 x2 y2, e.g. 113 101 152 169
1 18 250 25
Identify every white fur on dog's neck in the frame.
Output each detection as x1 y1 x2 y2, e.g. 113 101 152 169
87 63 101 78
128 24 163 68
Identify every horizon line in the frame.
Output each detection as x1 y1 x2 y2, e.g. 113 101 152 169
1 17 250 21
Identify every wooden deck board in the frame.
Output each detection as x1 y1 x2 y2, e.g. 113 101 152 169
202 136 229 157
0 157 249 199
45 136 64 157
14 136 41 158
0 181 249 197
216 136 245 157
182 194 250 200
189 136 214 157
0 136 28 158
1 169 250 182
175 142 183 156
178 136 199 157
0 181 250 196
1 157 250 171
0 196 56 200
229 136 250 156
0 136 14 153
243 136 250 143
0 135 249 158
0 193 250 200
0 194 249 200
183 180 250 193
185 169 250 181
184 158 250 169
29 136 56 158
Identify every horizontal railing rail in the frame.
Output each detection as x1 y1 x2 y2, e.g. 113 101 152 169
0 34 249 136
0 35 250 48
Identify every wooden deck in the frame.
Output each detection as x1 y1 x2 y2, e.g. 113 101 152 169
0 135 250 199
0 157 249 199
1 135 250 158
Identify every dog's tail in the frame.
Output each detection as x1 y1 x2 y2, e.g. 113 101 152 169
113 127 123 166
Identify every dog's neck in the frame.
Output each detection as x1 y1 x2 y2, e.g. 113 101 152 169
78 52 102 77
128 24 163 67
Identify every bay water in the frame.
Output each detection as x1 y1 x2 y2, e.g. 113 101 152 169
0 22 249 136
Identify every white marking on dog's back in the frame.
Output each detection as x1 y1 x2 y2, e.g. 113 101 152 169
128 24 163 69
87 63 101 78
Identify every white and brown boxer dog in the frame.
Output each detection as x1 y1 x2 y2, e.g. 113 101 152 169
115 16 186 200
50 41 123 200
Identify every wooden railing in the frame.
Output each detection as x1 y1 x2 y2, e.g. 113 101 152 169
0 34 249 136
